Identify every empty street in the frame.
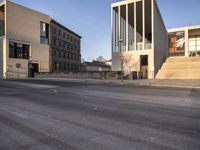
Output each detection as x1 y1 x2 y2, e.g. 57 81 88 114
0 79 199 150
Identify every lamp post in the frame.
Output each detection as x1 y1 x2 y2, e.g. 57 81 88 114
118 39 124 83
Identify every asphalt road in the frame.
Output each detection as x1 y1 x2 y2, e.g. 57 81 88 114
0 79 200 150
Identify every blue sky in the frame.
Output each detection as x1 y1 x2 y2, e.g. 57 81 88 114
10 0 200 61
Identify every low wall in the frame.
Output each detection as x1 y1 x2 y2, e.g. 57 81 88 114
35 71 122 80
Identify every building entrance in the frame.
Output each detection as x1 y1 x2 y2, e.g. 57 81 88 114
28 63 39 78
140 55 148 79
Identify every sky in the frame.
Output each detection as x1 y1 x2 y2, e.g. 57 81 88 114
10 0 200 61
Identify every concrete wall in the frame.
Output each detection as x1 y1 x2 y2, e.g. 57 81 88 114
35 71 121 80
112 50 154 78
5 1 50 78
153 0 168 77
82 66 111 72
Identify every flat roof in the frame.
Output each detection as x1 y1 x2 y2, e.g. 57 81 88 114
51 19 82 39
168 25 200 32
111 0 142 7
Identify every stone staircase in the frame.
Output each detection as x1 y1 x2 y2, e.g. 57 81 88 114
156 57 200 79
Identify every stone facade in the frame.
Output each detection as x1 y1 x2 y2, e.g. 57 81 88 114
50 20 81 73
0 0 81 79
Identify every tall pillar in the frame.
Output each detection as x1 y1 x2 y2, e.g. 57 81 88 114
142 0 145 50
185 29 189 57
134 1 137 51
118 6 121 52
126 4 128 51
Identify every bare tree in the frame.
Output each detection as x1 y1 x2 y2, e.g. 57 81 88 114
96 56 105 62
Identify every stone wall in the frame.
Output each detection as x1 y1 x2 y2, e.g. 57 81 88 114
35 71 121 80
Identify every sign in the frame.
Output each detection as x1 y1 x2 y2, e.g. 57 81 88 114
16 63 21 69
169 31 185 56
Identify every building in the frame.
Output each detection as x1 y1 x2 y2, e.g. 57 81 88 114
156 25 200 79
81 61 111 72
0 0 81 79
111 0 168 79
168 25 200 57
50 19 81 73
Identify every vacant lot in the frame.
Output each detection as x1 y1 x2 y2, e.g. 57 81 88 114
0 79 199 150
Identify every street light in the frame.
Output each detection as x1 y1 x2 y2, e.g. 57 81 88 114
118 39 124 83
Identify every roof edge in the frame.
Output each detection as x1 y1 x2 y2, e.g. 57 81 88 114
51 19 82 39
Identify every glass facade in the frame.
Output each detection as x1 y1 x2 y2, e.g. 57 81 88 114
112 0 152 52
136 1 143 50
128 3 134 51
120 5 126 51
112 7 119 52
189 35 200 56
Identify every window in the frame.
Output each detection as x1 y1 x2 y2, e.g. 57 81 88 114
53 27 56 34
71 36 73 42
9 41 30 59
59 30 61 36
40 22 49 44
59 41 62 47
63 42 65 48
53 39 56 46
63 33 66 38
67 45 70 50
67 34 69 40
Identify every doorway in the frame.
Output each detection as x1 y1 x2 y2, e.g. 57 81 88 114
140 55 148 79
28 63 39 78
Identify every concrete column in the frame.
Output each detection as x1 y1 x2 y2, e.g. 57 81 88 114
142 0 145 50
118 5 121 51
134 1 137 51
126 4 128 51
185 29 189 57
151 0 155 79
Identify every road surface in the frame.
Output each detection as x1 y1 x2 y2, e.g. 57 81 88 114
0 79 199 150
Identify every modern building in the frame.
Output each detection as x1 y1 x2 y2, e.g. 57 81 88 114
0 0 81 79
50 19 81 73
111 0 168 79
156 25 200 79
168 25 200 57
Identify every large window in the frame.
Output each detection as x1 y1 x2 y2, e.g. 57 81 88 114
112 7 119 52
145 0 152 49
120 5 126 51
189 35 200 56
40 22 49 44
128 3 135 51
136 1 143 50
9 41 30 59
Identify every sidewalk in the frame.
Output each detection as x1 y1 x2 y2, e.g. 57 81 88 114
35 78 200 89
120 79 200 89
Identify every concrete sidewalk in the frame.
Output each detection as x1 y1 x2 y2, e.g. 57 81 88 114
121 79 200 89
34 78 200 89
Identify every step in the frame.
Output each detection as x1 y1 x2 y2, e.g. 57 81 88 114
162 62 200 70
166 56 200 63
156 69 200 79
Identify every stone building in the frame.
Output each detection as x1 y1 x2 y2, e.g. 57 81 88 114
0 0 81 79
50 19 81 73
